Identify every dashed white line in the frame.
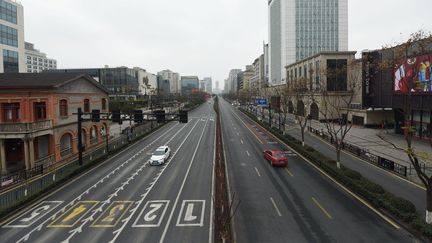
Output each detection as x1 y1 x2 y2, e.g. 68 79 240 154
270 197 282 217
254 167 261 177
240 139 244 144
246 151 250 157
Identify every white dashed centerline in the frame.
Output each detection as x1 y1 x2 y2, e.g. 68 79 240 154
240 139 244 144
270 197 282 217
246 151 250 157
254 167 261 177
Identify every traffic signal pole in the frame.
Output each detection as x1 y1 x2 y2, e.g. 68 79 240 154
77 108 83 166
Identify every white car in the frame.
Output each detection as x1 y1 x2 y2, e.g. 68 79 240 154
149 146 171 165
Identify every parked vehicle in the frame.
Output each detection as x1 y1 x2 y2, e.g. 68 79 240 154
263 149 288 167
149 146 171 165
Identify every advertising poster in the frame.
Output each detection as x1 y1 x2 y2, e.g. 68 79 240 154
394 54 432 93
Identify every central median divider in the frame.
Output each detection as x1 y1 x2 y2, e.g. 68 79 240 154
239 107 432 241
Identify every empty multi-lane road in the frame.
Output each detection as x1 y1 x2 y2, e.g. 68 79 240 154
0 101 215 243
0 98 420 243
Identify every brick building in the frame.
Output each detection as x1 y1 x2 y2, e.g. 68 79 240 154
0 73 110 174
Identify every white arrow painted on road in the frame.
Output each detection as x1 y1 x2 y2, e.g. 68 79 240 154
184 204 197 222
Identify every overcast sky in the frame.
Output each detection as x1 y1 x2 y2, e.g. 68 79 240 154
21 0 432 89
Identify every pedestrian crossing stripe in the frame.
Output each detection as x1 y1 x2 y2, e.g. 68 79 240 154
48 201 98 228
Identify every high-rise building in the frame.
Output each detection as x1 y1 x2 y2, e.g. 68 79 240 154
203 77 212 93
0 0 25 73
25 42 57 73
226 69 242 94
47 67 141 100
157 69 180 94
268 0 348 85
180 76 199 95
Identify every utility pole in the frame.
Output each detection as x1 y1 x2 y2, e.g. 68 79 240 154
77 108 83 166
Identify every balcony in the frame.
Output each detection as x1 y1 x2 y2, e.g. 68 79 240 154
0 120 53 133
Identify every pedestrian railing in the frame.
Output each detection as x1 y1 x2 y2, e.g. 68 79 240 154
307 126 408 177
0 122 159 214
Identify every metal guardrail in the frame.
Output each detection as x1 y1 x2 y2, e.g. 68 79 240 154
0 123 158 213
307 126 408 177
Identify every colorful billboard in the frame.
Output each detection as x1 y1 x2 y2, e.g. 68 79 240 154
394 54 432 93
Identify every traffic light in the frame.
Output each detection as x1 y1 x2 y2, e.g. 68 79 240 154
155 110 165 123
179 110 188 123
112 110 122 124
91 109 100 122
134 110 143 123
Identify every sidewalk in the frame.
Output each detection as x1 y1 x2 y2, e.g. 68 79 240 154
300 117 432 170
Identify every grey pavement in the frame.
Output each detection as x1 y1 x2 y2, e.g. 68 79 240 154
0 101 215 243
222 100 416 243
246 106 427 215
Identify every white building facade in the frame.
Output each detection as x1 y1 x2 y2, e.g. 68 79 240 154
203 77 212 93
268 0 348 86
0 0 25 73
157 69 180 94
134 67 157 95
25 42 57 73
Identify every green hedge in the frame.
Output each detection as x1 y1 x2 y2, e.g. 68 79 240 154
240 108 432 240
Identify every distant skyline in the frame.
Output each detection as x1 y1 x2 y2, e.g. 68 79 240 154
21 0 432 89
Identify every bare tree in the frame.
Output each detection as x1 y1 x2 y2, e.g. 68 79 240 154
319 58 362 169
277 84 291 134
377 30 432 223
290 78 315 146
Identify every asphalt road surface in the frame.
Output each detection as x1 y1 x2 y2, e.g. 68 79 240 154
0 98 422 243
219 98 417 243
0 101 216 243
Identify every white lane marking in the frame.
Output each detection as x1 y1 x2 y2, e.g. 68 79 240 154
3 201 63 228
133 200 170 227
240 139 244 144
246 151 250 157
270 197 282 217
176 200 206 227
209 116 216 243
236 132 239 136
59 123 190 242
108 119 200 243
254 167 261 177
159 115 210 243
16 123 180 243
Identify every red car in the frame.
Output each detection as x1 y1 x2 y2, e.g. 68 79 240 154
263 149 288 167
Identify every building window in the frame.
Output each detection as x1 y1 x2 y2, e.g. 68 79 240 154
59 99 68 116
2 102 20 122
34 102 47 120
101 98 107 111
0 1 17 24
84 99 90 112
0 24 18 47
3 49 18 73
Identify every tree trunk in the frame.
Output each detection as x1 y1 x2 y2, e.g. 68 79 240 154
427 182 432 224
336 148 341 169
301 128 305 147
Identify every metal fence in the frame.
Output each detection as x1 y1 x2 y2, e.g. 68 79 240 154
307 126 408 177
0 122 160 213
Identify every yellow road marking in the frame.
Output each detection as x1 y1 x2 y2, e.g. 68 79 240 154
285 168 294 177
48 201 98 228
231 111 263 144
312 197 333 219
242 112 402 230
91 201 133 228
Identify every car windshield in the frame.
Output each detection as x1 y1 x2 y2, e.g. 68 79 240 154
153 150 165 156
273 153 286 158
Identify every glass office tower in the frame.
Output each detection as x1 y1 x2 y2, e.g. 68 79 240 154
268 0 348 85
